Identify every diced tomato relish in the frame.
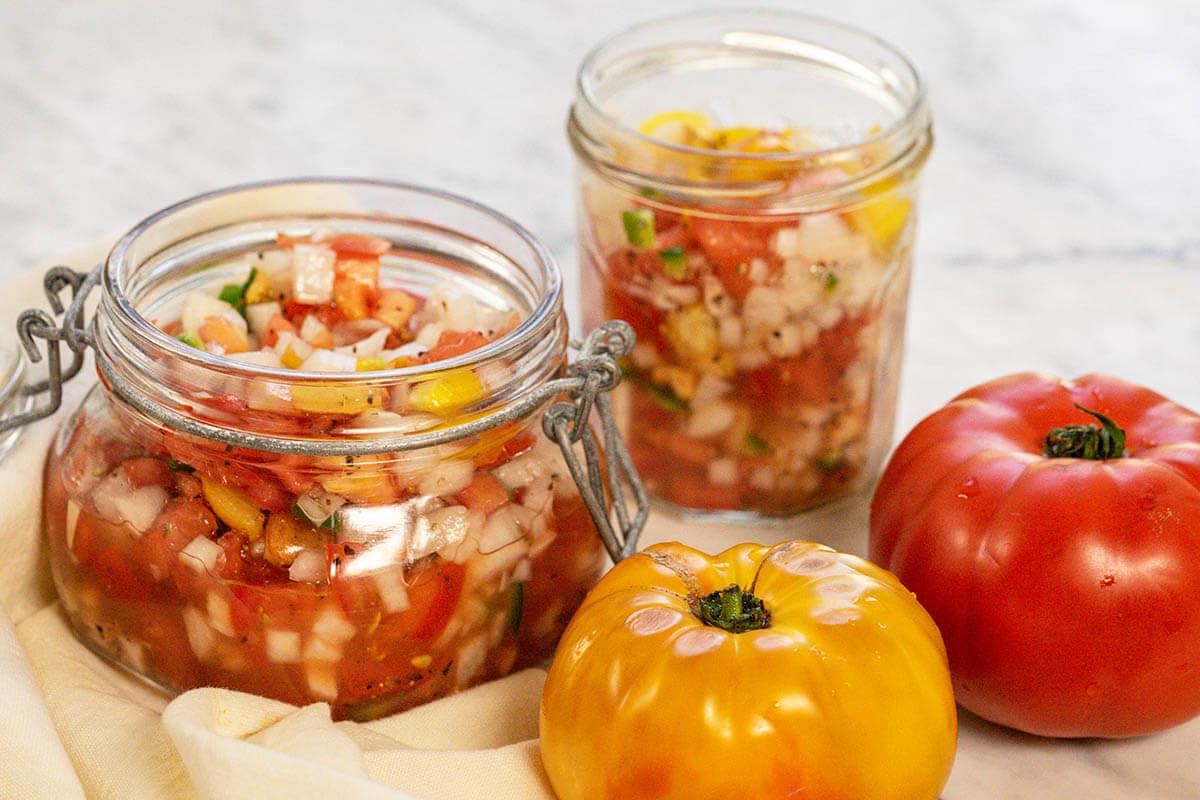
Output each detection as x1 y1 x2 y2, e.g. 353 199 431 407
582 112 915 516
43 232 605 719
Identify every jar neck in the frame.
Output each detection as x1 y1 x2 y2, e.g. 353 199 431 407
568 9 932 213
93 179 567 452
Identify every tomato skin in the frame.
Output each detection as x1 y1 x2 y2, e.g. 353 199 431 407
540 541 956 800
870 372 1200 738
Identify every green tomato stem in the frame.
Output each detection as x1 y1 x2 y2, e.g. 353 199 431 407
694 584 771 633
1044 404 1127 460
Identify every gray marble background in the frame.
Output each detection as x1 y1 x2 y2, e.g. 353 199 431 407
2 1 1199 797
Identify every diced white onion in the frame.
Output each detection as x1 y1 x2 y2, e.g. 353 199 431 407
380 342 428 362
348 409 440 437
288 548 329 584
181 291 242 336
245 301 282 338
418 458 476 498
453 634 489 688
414 322 444 349
65 499 81 554
479 504 531 554
180 535 223 574
437 508 485 564
492 450 546 492
305 661 339 701
265 630 302 664
708 458 739 486
693 373 733 405
332 318 387 347
300 348 357 373
255 249 294 295
294 487 347 527
207 590 236 638
272 331 314 361
299 315 332 346
291 244 336 304
686 401 735 439
303 636 342 662
182 606 216 660
372 566 411 613
335 327 389 358
311 605 356 644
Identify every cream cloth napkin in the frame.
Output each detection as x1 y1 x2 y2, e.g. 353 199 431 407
0 243 556 800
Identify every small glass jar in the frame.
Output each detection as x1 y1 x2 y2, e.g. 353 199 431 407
569 10 932 519
32 179 631 721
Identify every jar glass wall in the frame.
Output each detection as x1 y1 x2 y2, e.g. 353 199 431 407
569 10 932 519
42 180 606 720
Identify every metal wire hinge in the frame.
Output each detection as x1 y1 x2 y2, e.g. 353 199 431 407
0 265 100 434
543 320 648 564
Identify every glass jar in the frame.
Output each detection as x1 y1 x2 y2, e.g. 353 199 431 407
569 10 932 519
30 179 637 721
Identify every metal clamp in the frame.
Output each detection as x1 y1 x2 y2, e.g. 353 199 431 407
0 265 646 561
0 265 100 434
543 322 648 564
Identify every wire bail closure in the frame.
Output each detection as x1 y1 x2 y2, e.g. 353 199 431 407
0 264 647 562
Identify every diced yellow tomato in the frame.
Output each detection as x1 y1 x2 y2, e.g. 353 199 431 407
291 383 387 415
262 512 331 568
844 179 911 254
333 258 380 321
408 370 485 415
356 355 388 371
280 345 305 369
375 289 419 331
200 477 265 540
198 316 250 354
244 269 278 304
638 110 713 145
318 454 398 504
661 305 726 374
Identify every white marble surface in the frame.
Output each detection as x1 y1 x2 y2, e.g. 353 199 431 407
2 0 1199 797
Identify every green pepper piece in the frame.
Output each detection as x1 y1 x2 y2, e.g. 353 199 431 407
742 432 769 456
177 332 204 349
622 209 656 249
218 268 257 316
646 382 690 413
659 246 687 280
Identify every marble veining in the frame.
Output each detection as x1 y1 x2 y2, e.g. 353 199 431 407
1 0 1198 797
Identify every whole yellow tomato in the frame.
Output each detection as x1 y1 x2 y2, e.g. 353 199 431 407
539 541 957 800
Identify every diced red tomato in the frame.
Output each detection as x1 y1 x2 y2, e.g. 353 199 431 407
323 233 391 258
90 549 152 602
455 473 510 515
378 561 465 641
473 429 536 470
261 314 298 348
333 258 381 320
689 216 785 301
141 497 218 579
419 330 490 363
118 457 173 489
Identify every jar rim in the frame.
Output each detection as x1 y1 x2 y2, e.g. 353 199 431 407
103 177 564 384
571 9 931 197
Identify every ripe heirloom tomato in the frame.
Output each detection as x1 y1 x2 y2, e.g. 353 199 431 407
540 541 957 800
870 372 1200 738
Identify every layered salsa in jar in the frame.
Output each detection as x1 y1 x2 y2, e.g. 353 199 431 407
570 11 932 518
42 181 607 720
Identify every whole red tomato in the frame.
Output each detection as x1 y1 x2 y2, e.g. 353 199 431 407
870 372 1200 737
